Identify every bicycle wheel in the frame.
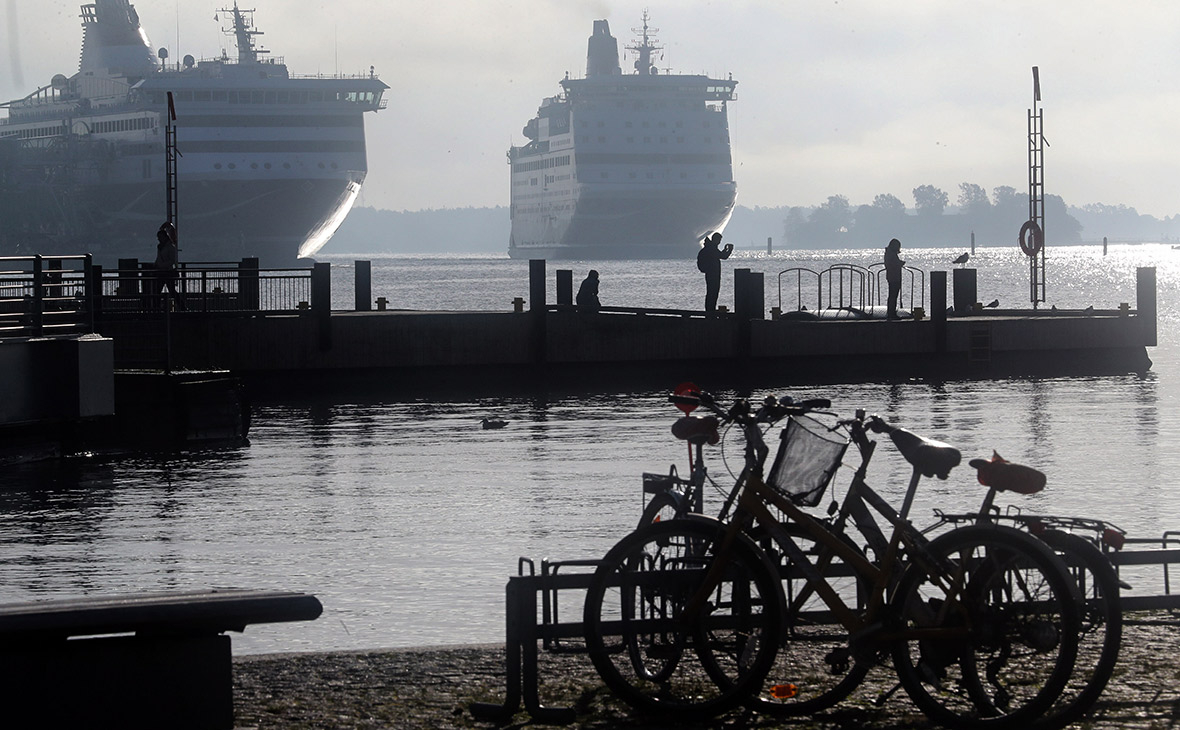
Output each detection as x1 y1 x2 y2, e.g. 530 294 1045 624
1032 529 1121 729
638 491 684 528
747 522 871 717
891 525 1080 730
583 517 783 718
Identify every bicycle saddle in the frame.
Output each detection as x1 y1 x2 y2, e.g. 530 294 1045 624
671 415 720 445
888 428 961 479
968 451 1046 495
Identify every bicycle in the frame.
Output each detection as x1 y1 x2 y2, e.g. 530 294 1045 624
583 389 1082 729
932 466 1124 730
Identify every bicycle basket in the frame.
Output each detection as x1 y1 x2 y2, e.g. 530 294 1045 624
766 415 849 507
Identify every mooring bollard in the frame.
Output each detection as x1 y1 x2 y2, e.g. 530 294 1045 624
512 297 525 313
376 297 388 311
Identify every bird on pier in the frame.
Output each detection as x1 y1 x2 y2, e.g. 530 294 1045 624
985 299 999 308
952 252 970 265
480 417 509 430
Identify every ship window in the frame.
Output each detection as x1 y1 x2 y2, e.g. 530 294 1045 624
596 121 604 127
228 92 240 104
214 163 222 169
660 136 667 143
642 121 649 128
283 163 291 169
658 121 666 128
177 91 193 102
264 162 272 169
318 163 325 168
646 172 654 179
264 92 276 104
276 91 289 103
676 121 683 128
597 136 605 143
705 137 712 144
212 91 227 102
251 91 264 103
677 137 684 143
680 172 688 179
644 136 651 143
625 121 632 128
600 172 607 179
251 163 259 169
626 137 634 143
228 163 236 169
628 172 637 179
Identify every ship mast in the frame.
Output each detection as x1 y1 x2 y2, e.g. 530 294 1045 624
220 2 268 64
628 10 662 76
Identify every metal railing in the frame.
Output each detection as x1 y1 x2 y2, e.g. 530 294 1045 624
95 262 315 315
0 255 94 337
778 264 925 314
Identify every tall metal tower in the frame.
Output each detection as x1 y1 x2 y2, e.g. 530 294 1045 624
165 91 179 229
1025 67 1047 308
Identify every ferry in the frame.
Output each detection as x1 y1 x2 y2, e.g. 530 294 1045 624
508 14 738 260
0 0 387 265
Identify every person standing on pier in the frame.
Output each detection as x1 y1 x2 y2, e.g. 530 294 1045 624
155 222 184 311
576 269 600 313
697 232 733 314
885 237 905 320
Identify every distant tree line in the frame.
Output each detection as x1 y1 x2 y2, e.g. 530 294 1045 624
321 189 1180 255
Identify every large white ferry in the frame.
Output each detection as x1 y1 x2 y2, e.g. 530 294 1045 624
508 14 738 260
0 0 387 265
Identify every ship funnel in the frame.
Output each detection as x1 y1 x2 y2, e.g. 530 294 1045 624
586 20 620 77
79 0 157 79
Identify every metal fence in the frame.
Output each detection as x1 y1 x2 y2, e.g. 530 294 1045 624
0 255 95 337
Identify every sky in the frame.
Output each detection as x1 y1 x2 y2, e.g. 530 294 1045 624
4 0 1180 217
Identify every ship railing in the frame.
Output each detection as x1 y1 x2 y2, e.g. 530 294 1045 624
777 264 925 315
0 255 95 337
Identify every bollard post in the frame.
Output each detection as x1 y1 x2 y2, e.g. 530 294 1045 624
1137 267 1157 347
555 270 572 307
91 262 103 324
355 260 371 311
83 255 96 333
31 256 44 336
749 272 764 320
931 271 947 353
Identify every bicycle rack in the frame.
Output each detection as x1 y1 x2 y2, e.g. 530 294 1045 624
469 556 600 724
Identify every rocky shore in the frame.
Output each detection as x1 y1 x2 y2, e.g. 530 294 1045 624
233 620 1180 729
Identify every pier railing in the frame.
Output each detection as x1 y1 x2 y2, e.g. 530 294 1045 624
0 255 95 337
778 264 925 314
95 260 318 315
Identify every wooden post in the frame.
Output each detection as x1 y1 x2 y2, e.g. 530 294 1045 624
354 260 371 311
931 270 947 353
239 257 260 311
529 260 546 364
312 261 331 351
1137 266 1157 347
556 270 572 307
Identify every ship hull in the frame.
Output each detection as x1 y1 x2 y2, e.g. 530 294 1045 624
508 183 736 260
0 172 363 266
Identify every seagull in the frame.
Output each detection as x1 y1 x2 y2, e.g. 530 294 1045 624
952 252 970 265
985 299 999 308
480 418 508 430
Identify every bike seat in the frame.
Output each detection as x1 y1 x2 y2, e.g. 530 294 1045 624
889 428 961 479
968 451 1045 495
671 415 720 446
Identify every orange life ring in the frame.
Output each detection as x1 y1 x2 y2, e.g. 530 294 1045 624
1019 219 1044 257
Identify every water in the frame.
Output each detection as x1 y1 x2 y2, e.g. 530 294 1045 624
1 245 1178 654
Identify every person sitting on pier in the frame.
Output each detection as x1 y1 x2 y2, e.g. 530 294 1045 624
576 269 600 313
885 237 905 320
155 222 185 311
697 232 733 314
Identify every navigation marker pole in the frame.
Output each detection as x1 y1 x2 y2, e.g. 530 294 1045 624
1027 66 1047 308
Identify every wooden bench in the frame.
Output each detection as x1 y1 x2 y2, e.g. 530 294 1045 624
0 588 322 729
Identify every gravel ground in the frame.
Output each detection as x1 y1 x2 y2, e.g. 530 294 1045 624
233 617 1180 729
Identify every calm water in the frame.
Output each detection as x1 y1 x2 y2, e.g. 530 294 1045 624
1 245 1178 654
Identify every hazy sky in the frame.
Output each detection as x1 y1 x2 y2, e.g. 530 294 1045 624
4 1 1180 217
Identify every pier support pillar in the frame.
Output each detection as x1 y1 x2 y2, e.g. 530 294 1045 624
953 269 977 313
355 260 372 311
931 271 947 353
556 270 572 307
1137 267 1157 347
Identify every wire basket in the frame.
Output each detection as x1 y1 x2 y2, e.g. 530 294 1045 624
766 415 849 507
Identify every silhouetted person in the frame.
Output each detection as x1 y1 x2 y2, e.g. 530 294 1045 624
576 269 600 313
885 237 904 319
697 232 733 314
155 222 184 310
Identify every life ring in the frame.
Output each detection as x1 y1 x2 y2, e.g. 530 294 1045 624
1019 219 1044 257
